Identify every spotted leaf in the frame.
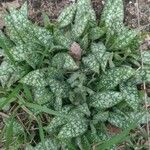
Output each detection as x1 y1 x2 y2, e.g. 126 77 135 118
33 87 54 105
54 31 73 49
142 51 150 65
101 0 124 29
4 4 52 47
10 43 40 68
52 53 78 71
72 14 89 38
93 111 109 124
120 82 140 110
101 52 111 72
58 4 77 28
97 66 135 90
90 91 123 109
4 118 24 136
58 118 88 139
82 54 99 73
75 0 96 22
91 42 106 63
108 113 127 129
89 27 106 40
20 69 47 87
80 34 89 50
0 61 24 87
111 28 138 50
34 139 59 150
44 106 72 133
0 31 13 50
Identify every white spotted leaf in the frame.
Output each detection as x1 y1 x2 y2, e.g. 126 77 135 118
120 82 140 110
20 69 47 87
90 91 123 109
52 53 79 71
82 54 99 73
58 4 77 28
58 118 88 139
97 66 135 90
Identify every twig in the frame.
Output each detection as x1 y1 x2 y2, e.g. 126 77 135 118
0 112 9 118
136 1 150 150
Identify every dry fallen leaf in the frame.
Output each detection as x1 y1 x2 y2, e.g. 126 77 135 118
69 42 82 61
0 7 5 29
107 124 122 134
2 0 20 9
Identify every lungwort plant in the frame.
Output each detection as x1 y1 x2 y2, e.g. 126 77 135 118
0 0 150 149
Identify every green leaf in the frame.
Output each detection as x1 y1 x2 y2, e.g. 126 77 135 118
97 66 135 90
67 71 87 86
90 42 111 72
4 5 52 47
72 14 89 38
34 139 59 150
58 4 77 28
52 53 79 71
101 52 112 72
111 28 138 50
108 113 127 128
76 0 96 22
0 98 10 111
80 135 91 150
33 87 54 105
4 6 30 44
5 117 14 149
20 69 47 87
19 2 28 16
82 54 99 73
130 111 150 124
120 82 140 110
58 118 88 139
49 79 69 98
76 103 90 116
54 31 73 49
54 96 62 111
91 42 106 62
90 91 123 109
101 0 124 29
0 84 22 109
0 61 24 87
0 31 13 50
93 111 109 124
142 51 150 65
10 43 40 68
80 34 89 50
4 118 24 136
108 110 149 129
89 27 106 40
44 106 72 133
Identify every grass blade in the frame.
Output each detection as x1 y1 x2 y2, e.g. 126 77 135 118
24 102 68 118
37 116 46 150
0 84 22 109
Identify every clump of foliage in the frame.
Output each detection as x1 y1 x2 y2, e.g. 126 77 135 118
0 0 150 149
